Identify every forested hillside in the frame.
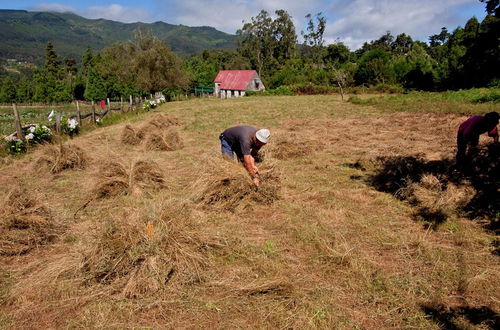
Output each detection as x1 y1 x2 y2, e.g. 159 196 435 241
0 9 237 62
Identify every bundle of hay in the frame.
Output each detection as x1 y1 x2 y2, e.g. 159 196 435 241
121 125 144 145
36 144 87 174
120 114 183 151
267 132 323 160
93 160 165 199
410 174 474 217
0 187 58 255
144 128 183 151
81 199 221 298
193 157 281 212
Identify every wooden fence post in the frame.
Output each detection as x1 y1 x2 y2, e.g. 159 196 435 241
129 95 133 111
12 103 24 140
91 100 96 124
120 96 123 113
106 98 110 115
55 113 62 134
76 100 82 128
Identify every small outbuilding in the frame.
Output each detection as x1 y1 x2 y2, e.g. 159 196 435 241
214 70 265 98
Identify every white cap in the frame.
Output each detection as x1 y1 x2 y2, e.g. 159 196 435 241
256 129 270 144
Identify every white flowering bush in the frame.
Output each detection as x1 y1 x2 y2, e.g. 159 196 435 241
142 100 157 111
48 109 56 122
63 118 79 136
158 96 166 104
27 124 52 144
4 135 26 154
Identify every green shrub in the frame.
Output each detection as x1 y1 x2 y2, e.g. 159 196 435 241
5 138 26 155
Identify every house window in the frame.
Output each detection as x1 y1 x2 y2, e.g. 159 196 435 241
254 79 260 89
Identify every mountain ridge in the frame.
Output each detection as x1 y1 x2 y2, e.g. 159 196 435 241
0 9 237 63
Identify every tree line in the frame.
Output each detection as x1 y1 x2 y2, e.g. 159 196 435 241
0 0 498 104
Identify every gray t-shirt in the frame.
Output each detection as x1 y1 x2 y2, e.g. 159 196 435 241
222 125 260 159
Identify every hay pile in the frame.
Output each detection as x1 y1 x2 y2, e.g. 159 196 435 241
121 125 144 145
35 144 87 174
193 157 281 212
0 187 58 255
397 174 475 225
93 160 165 199
81 199 221 298
145 128 183 151
121 114 183 151
267 132 323 160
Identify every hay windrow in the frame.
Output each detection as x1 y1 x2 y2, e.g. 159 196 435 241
35 144 88 174
81 199 222 298
193 156 281 212
0 187 58 255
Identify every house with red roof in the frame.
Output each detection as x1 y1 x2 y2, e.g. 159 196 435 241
213 70 265 98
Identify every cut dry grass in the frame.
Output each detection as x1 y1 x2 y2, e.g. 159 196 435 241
35 143 88 174
80 198 224 298
144 128 183 151
93 160 165 199
267 131 323 160
121 125 144 145
121 114 183 151
0 186 58 255
192 156 281 212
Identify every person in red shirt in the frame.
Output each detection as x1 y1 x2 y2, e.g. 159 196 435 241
456 111 499 165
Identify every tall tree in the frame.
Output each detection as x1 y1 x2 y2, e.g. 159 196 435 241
237 10 276 77
44 41 60 76
301 12 327 65
272 10 297 63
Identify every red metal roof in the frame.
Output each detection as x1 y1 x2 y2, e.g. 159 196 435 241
214 70 258 90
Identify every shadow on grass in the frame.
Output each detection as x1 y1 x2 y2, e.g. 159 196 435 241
421 303 500 329
350 144 499 233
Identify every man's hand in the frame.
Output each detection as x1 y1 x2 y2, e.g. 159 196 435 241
252 176 260 187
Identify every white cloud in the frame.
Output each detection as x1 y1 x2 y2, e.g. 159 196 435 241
29 3 151 23
27 1 486 49
324 0 479 49
82 4 151 23
153 0 323 34
28 2 76 13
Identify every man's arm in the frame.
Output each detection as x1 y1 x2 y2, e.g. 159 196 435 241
488 126 498 143
243 155 259 186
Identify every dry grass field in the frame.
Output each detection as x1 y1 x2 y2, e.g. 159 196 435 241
0 94 499 328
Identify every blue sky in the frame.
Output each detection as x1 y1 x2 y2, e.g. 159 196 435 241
0 1 488 49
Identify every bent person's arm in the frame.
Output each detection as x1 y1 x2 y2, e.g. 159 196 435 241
488 126 498 143
243 155 260 186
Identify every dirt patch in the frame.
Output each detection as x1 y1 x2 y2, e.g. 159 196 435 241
193 157 281 212
0 187 58 255
35 144 88 174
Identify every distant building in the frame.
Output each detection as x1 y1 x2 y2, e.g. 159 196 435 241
214 70 265 98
